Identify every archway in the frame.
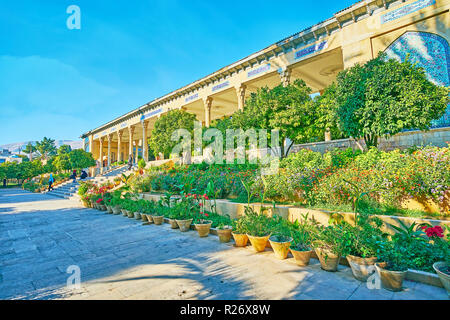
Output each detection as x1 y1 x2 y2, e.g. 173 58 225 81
384 31 450 128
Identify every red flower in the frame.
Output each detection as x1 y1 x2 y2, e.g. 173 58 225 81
423 225 444 238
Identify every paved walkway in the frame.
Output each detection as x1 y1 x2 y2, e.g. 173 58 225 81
0 188 447 300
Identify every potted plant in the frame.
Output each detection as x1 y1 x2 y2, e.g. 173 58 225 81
134 199 146 220
120 198 132 217
96 197 107 211
420 224 449 295
231 217 249 247
194 214 213 237
344 215 385 282
110 196 122 215
290 233 313 267
152 202 166 225
288 214 316 266
174 194 197 232
102 192 112 213
167 208 180 229
245 210 272 253
127 203 136 218
433 262 450 296
269 234 292 260
142 199 155 223
216 223 233 243
313 224 346 272
375 241 408 292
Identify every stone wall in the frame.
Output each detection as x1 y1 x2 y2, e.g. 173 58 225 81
290 127 450 154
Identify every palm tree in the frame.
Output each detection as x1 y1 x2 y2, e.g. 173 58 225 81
23 142 36 161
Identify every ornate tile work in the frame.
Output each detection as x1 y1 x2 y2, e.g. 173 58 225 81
385 31 450 128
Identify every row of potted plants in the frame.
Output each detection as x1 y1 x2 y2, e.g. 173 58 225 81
96 191 235 241
83 182 450 295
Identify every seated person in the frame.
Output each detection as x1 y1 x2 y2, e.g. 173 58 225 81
80 170 88 180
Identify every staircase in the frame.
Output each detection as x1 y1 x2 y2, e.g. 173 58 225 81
43 164 135 200
43 179 84 200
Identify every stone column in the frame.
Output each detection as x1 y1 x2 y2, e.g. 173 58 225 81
134 140 139 163
235 84 246 111
99 137 104 169
279 67 291 87
107 134 112 168
128 126 134 162
141 121 148 162
88 135 93 154
117 130 123 162
203 97 212 127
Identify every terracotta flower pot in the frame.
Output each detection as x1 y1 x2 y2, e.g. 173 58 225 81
134 212 141 220
269 237 292 260
232 233 248 247
121 209 128 216
100 205 107 211
290 248 313 266
152 215 164 225
127 211 135 218
176 219 193 232
194 220 212 237
112 206 121 215
315 248 341 272
247 234 271 253
168 219 179 229
141 214 148 222
217 228 233 243
433 262 450 296
145 214 154 223
106 205 113 214
347 255 378 282
375 262 406 292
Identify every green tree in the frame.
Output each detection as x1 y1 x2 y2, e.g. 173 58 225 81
149 109 197 158
231 79 319 158
43 157 56 174
35 137 57 160
23 142 36 161
314 83 347 141
3 162 19 185
54 154 71 172
0 164 6 185
69 149 96 170
58 144 72 155
334 53 449 148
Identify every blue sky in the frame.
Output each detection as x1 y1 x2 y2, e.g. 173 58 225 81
0 0 356 145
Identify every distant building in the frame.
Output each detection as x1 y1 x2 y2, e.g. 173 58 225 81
0 154 22 164
0 149 12 157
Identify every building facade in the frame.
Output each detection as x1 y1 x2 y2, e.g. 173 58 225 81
81 0 450 170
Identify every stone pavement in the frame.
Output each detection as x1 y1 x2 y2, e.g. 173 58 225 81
0 188 447 300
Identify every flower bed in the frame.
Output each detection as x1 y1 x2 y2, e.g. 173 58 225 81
141 146 449 218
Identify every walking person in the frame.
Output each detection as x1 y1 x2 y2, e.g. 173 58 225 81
128 154 133 170
48 173 55 191
71 170 77 183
